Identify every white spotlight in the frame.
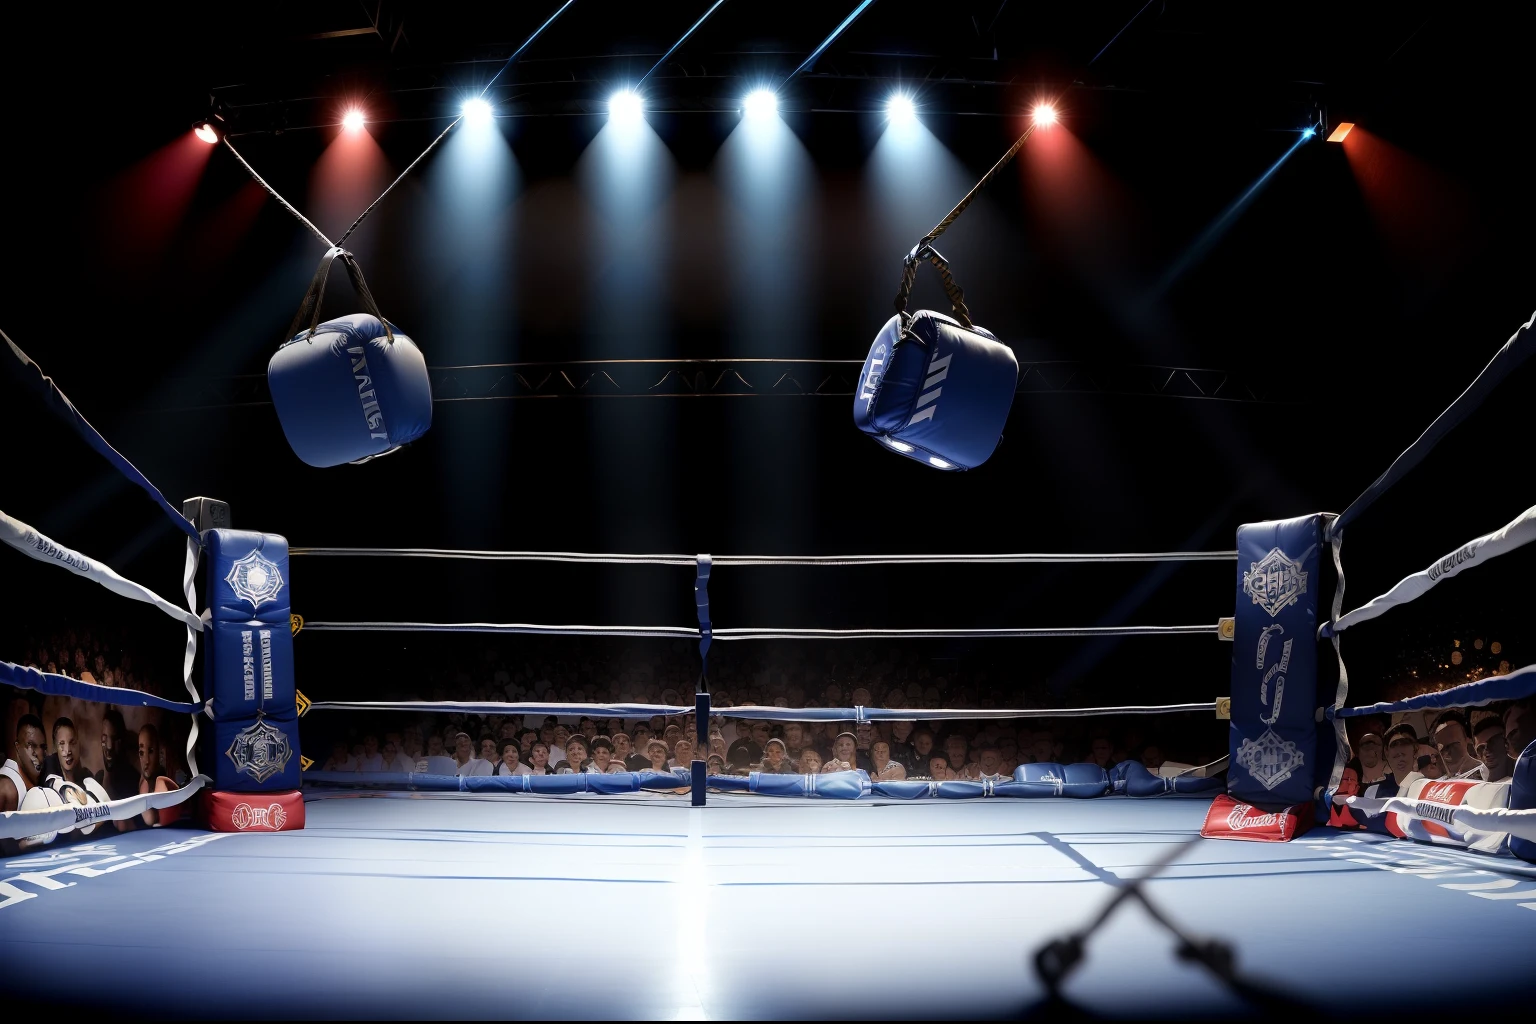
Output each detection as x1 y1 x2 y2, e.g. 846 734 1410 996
743 89 778 120
462 97 494 126
609 89 644 124
886 93 916 125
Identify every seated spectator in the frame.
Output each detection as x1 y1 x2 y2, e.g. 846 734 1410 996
453 731 494 776
556 736 590 774
43 716 88 787
589 736 619 773
1029 730 1056 765
869 740 906 782
886 720 917 769
727 725 763 768
644 738 671 774
663 724 683 752
1416 740 1445 780
1431 710 1484 779
612 731 636 768
382 738 414 773
943 734 969 774
822 732 865 773
1367 723 1421 798
1471 714 1514 782
518 728 538 757
356 734 384 772
552 726 573 761
759 738 794 774
706 754 727 775
494 738 531 775
478 736 499 766
974 746 1007 779
669 738 696 770
910 729 935 771
708 734 729 764
1355 732 1387 785
425 735 446 758
527 741 555 774
783 722 810 761
798 749 823 775
95 708 139 802
1503 697 1533 759
323 739 357 772
927 755 954 781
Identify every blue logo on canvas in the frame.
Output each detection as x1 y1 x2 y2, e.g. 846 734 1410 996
225 551 285 608
225 718 292 784
1241 547 1308 618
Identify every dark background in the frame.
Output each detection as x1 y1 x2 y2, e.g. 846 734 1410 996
1 0 1529 706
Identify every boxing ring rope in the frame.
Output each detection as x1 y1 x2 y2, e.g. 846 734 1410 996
298 621 1222 639
298 699 1222 720
3 329 207 776
0 776 210 843
1318 308 1536 801
290 547 1237 565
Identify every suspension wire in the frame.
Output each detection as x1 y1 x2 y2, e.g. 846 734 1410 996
637 0 729 88
220 139 334 249
785 0 878 82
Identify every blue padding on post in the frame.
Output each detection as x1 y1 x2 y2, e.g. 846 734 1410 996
694 554 712 670
1332 663 1536 718
2 330 201 543
1228 516 1322 809
0 659 203 714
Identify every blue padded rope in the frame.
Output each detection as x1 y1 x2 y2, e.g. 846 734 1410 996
2 331 200 544
1331 310 1536 539
1 658 204 715
1330 662 1536 719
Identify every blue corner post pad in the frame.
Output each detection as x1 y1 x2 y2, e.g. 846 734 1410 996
694 554 712 675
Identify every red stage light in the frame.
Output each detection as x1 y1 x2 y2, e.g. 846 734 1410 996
1032 104 1058 128
342 108 367 133
194 122 219 144
1326 122 1355 143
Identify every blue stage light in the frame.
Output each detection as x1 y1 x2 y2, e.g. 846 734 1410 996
462 98 494 126
743 89 778 120
886 93 916 125
609 89 644 125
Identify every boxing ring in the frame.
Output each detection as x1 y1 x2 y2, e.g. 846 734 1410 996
6 297 1536 1018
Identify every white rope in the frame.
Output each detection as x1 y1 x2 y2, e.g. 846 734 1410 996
0 507 204 632
289 546 1238 566
1331 503 1536 634
1338 792 1536 844
299 699 1220 721
0 776 208 842
300 621 1220 640
181 535 204 777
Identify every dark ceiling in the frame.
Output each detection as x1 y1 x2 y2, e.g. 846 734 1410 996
0 1 1530 697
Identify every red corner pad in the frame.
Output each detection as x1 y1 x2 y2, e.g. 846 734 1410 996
1200 792 1313 842
201 789 306 833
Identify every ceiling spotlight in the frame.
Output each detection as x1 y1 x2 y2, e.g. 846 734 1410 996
193 121 219 144
609 89 644 125
1031 104 1058 128
743 89 778 120
1326 122 1355 143
462 97 494 126
341 108 366 133
886 93 916 125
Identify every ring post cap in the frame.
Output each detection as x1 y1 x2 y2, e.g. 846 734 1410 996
1218 617 1235 640
181 497 232 532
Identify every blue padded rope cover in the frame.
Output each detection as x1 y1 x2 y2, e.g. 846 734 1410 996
695 554 712 677
1331 310 1536 538
1 658 203 715
204 530 301 792
303 763 1222 800
1228 516 1323 809
1332 662 1536 719
2 330 200 543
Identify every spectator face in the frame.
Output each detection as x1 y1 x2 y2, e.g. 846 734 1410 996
871 741 891 766
614 733 632 759
851 687 871 706
979 748 1003 775
1417 743 1444 780
855 723 874 749
673 739 693 763
56 723 80 773
751 722 771 744
1505 705 1533 758
1433 721 1475 775
364 735 379 756
540 725 556 745
707 755 726 774
784 723 804 748
518 730 536 753
945 736 968 767
1473 724 1510 777
580 717 596 739
591 743 611 771
913 732 933 757
530 743 549 769
890 721 912 743
15 723 45 784
101 716 123 770
648 742 669 771
138 728 159 781
427 735 444 756
928 755 950 780
763 740 786 767
565 739 587 766
633 724 653 746
554 726 571 747
501 742 520 769
1356 735 1383 771
710 736 727 758
455 734 475 762
799 750 822 774
833 735 857 763
1386 734 1417 779
383 740 399 763
1337 765 1360 797
478 738 496 761
1031 733 1054 763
